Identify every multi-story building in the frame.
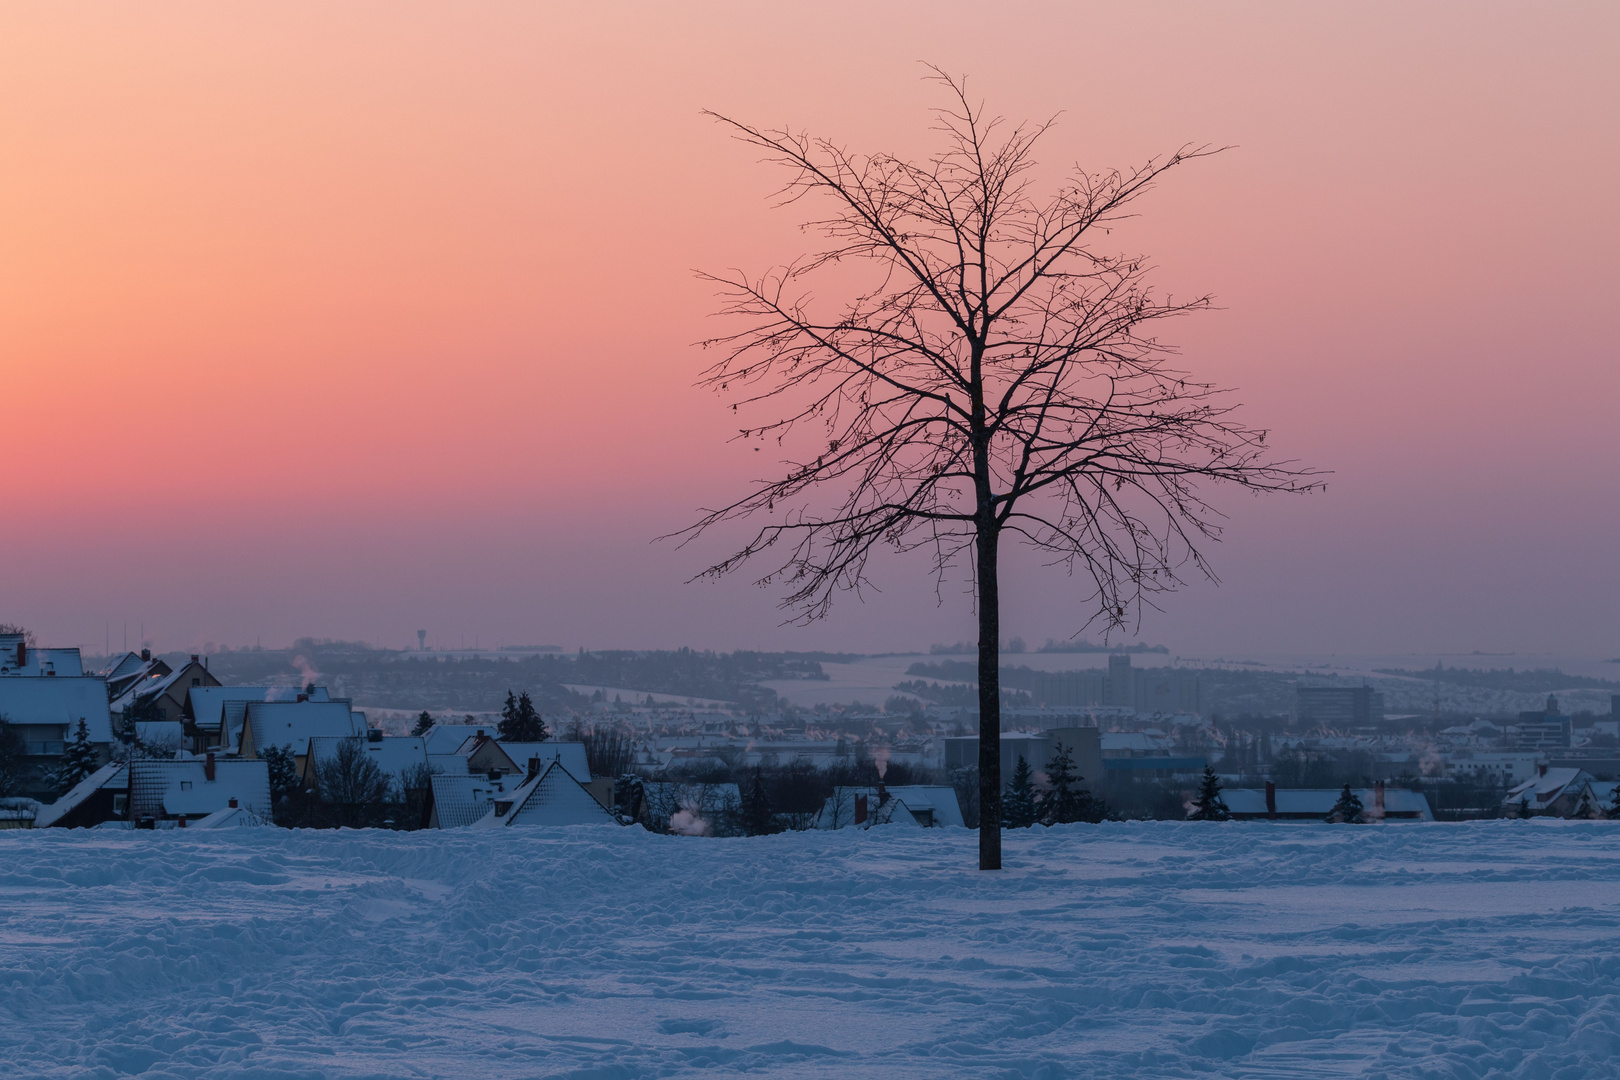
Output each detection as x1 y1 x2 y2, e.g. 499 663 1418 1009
1295 686 1384 726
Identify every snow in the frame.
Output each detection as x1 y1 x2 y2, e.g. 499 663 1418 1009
4 821 1620 1077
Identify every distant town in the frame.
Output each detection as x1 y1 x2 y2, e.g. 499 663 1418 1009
3 630 1618 833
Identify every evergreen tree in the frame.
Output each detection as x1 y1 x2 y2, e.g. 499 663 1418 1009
499 691 547 741
1040 741 1106 824
1609 783 1620 819
1517 796 1532 819
1326 783 1364 824
411 711 435 737
1189 764 1230 821
741 767 776 835
52 719 99 794
1002 755 1039 828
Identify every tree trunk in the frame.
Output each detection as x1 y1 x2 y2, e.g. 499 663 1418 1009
977 522 1002 870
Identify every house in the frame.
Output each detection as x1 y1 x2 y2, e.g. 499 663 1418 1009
0 672 116 797
421 724 490 755
424 770 522 828
101 650 159 698
236 699 364 771
36 762 129 828
452 734 591 783
943 727 1107 787
0 798 40 829
0 636 84 678
1224 782 1434 821
108 654 221 725
190 801 271 828
1503 766 1594 816
127 755 272 823
816 784 966 829
301 731 428 796
184 684 329 754
469 759 618 828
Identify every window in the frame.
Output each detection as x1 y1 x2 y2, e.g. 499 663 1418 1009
191 678 200 687
180 781 193 791
113 795 127 816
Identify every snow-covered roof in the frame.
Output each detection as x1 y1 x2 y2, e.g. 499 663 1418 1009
815 785 966 829
1223 788 1435 820
188 685 330 732
305 736 428 795
0 676 114 743
428 771 520 828
422 724 493 755
471 761 615 828
190 804 271 829
483 740 591 782
243 700 361 756
1504 768 1590 810
135 721 186 749
128 759 272 818
36 762 127 828
102 651 149 683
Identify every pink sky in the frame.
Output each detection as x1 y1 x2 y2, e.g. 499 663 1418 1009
3 2 1616 658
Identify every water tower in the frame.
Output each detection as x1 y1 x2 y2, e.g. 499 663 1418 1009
417 629 427 651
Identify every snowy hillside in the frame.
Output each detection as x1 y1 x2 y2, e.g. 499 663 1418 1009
4 823 1620 1077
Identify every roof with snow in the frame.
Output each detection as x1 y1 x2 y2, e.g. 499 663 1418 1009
188 685 330 733
816 785 966 829
36 762 127 828
0 676 115 742
422 724 493 755
427 771 521 828
463 739 591 782
190 804 272 829
128 758 272 818
1504 768 1591 811
305 735 428 795
242 700 361 756
470 761 615 828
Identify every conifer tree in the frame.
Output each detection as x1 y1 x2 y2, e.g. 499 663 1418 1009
741 767 776 836
1609 783 1620 820
1002 755 1039 828
1326 783 1364 824
262 744 300 803
499 691 547 741
1040 741 1106 824
1189 763 1230 821
0 722 25 798
411 711 434 737
52 719 99 794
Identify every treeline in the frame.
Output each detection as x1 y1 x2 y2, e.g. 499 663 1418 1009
1374 665 1620 694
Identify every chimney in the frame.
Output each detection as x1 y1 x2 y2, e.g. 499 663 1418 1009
190 654 199 664
876 778 889 806
487 769 503 782
45 661 55 677
1265 780 1276 818
475 729 485 739
1539 763 1548 777
527 756 541 782
296 693 308 703
178 816 188 828
140 648 150 661
1374 780 1385 815
228 797 238 809
854 793 868 824
16 643 25 667
205 753 216 781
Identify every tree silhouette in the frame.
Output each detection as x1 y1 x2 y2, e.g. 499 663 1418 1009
1041 740 1105 824
677 71 1317 868
1189 764 1229 821
411 711 434 737
1002 755 1039 828
499 691 547 742
1326 783 1364 824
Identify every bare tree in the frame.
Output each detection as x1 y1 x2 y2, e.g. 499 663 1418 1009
676 71 1318 869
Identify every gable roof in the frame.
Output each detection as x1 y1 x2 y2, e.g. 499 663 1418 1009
128 759 272 818
304 736 428 794
0 676 115 742
815 786 965 829
36 762 127 828
187 685 330 732
242 700 361 756
471 760 615 828
1505 768 1591 810
461 739 591 783
422 724 493 755
428 770 520 828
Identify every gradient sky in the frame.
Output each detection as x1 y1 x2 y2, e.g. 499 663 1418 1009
3 2 1616 658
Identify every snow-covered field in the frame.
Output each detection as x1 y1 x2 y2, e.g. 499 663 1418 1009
4 822 1620 1078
